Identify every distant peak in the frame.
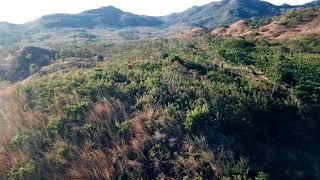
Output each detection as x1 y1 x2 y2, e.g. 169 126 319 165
100 5 121 10
280 3 292 7
81 5 123 14
221 0 263 4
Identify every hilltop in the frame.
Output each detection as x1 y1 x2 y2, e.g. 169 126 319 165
27 6 163 29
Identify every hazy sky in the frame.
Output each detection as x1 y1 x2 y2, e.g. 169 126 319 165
0 0 312 24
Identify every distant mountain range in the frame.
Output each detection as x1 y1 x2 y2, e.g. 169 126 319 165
26 6 163 29
0 0 319 49
1 0 319 29
164 0 320 27
26 0 320 29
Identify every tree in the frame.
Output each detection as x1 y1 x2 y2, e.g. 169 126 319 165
29 64 39 74
97 55 104 61
25 53 33 60
219 38 255 65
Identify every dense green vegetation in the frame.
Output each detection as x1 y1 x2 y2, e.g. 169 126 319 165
0 34 320 179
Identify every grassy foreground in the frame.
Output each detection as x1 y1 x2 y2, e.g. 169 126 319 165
0 35 320 179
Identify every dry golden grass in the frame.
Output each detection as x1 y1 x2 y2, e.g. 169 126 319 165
0 85 40 177
0 83 242 179
69 148 113 179
0 85 45 133
68 100 142 179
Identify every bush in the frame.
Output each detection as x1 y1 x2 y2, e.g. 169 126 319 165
29 64 39 75
25 54 33 60
10 134 30 150
83 123 95 134
64 101 90 122
48 118 66 135
185 102 210 131
255 171 269 180
219 38 255 65
8 160 36 180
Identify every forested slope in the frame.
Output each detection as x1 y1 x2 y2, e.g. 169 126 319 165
0 32 320 179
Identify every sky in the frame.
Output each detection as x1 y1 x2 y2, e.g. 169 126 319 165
0 0 313 24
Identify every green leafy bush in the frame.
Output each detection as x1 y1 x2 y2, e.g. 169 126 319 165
8 160 36 180
185 102 210 131
47 117 66 135
83 123 95 134
29 64 39 75
219 38 255 65
255 171 269 180
10 134 30 150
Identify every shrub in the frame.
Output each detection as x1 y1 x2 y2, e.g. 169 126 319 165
83 123 95 134
116 121 130 135
65 101 90 122
55 143 70 159
219 38 255 65
10 134 30 150
25 54 33 60
160 51 169 59
97 55 104 61
185 103 210 131
47 118 66 135
255 171 269 180
56 48 75 59
8 160 36 180
29 64 39 75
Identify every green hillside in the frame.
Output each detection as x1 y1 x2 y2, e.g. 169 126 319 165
1 3 320 180
1 31 320 179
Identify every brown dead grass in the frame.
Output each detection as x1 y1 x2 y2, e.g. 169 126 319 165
211 9 320 40
0 85 43 132
211 20 252 37
173 27 207 40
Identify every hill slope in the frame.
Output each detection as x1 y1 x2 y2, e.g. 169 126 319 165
1 30 320 179
0 22 24 48
211 8 320 40
164 0 320 27
260 8 320 39
0 46 56 82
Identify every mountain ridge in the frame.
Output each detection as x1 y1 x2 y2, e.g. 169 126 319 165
26 5 163 29
1 0 319 27
164 0 320 27
0 0 319 29
0 0 319 50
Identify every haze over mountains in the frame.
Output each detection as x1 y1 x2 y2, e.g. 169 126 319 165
0 0 319 50
164 0 320 27
27 6 163 29
14 0 320 29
